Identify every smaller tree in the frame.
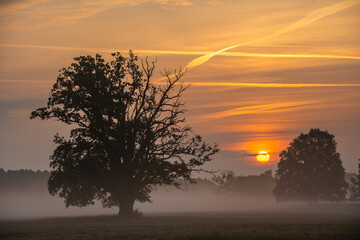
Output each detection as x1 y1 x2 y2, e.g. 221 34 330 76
211 171 235 192
273 128 348 203
349 159 360 201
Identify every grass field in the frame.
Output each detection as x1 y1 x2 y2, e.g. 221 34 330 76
1 204 359 240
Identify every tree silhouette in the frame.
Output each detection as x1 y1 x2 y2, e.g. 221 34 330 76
211 171 235 190
349 159 360 201
273 128 347 203
30 52 219 216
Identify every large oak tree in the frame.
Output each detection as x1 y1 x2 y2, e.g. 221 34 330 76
30 52 218 216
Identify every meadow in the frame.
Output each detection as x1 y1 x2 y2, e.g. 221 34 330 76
1 203 359 240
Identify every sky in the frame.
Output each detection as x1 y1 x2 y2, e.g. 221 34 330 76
0 0 359 175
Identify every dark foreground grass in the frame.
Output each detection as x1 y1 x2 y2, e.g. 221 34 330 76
1 205 360 240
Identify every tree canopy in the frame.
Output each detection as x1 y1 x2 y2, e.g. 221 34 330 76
30 51 219 215
273 128 347 203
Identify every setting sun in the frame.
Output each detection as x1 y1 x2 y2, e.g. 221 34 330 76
256 151 270 163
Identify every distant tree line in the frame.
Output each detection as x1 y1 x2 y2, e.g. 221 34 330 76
212 170 275 197
0 168 274 198
0 169 275 197
1 166 359 202
0 169 50 193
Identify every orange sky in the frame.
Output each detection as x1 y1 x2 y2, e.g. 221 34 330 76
0 0 359 174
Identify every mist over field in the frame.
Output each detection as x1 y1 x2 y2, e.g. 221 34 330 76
1 170 358 220
0 172 271 219
0 189 272 219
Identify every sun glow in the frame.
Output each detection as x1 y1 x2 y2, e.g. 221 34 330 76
256 151 270 163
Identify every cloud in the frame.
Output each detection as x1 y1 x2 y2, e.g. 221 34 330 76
0 79 52 83
1 43 360 60
184 82 360 88
0 0 48 15
183 0 360 71
222 150 258 158
2 78 360 90
194 101 315 120
154 0 194 6
0 0 226 28
0 0 136 28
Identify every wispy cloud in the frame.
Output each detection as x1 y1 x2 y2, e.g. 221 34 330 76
0 79 52 83
155 0 194 6
184 0 360 70
195 101 314 120
1 43 359 60
0 0 225 28
0 0 48 15
184 82 360 88
212 122 295 134
3 78 359 89
2 78 359 91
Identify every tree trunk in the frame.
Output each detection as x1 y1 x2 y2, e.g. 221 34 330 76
118 197 135 216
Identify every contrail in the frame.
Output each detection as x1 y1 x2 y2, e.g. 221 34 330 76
3 79 359 88
1 43 359 60
183 82 360 88
0 79 53 83
185 0 360 70
220 52 360 60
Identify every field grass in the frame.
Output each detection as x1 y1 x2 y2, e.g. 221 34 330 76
1 204 359 240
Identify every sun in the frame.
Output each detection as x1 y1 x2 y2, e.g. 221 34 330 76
256 151 270 163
